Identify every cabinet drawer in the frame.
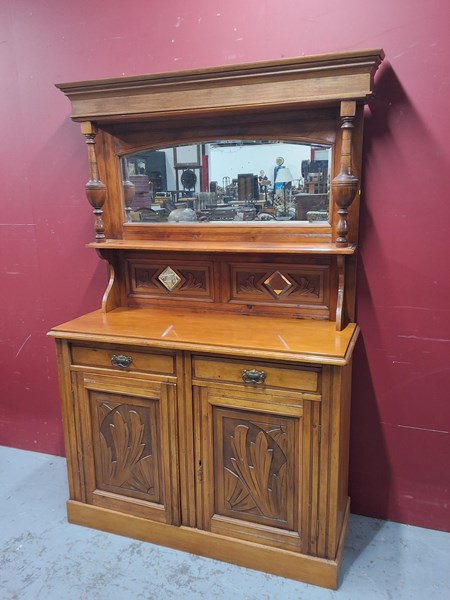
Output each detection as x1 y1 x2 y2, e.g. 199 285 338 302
192 356 319 393
71 344 175 375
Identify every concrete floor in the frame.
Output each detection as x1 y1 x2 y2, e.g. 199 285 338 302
0 445 449 600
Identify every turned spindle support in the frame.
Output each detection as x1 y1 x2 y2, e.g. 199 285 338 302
121 157 135 223
331 101 359 247
81 122 107 241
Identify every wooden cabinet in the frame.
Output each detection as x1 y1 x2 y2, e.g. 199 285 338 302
76 373 180 524
192 355 320 555
53 319 356 588
193 377 310 553
50 50 384 589
64 344 180 524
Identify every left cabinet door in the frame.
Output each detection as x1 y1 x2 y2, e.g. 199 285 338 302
73 372 180 525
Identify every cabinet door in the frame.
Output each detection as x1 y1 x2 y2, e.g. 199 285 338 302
194 384 320 553
75 372 180 525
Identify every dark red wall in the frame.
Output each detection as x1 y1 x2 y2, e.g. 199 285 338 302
1 0 449 532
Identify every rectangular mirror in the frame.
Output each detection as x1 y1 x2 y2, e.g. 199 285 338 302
122 141 331 225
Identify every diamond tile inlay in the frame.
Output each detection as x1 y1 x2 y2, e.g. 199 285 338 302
158 266 182 292
263 271 293 298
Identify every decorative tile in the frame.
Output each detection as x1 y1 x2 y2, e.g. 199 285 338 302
158 266 182 292
263 271 293 298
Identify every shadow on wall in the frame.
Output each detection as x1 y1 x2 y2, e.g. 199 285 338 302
362 59 449 232
349 62 405 522
349 296 393 520
350 62 450 529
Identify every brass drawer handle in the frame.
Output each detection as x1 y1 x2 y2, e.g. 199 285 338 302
111 354 133 369
242 369 266 384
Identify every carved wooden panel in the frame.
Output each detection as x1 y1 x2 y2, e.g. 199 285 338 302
193 381 317 553
123 254 332 317
214 407 298 531
127 258 213 301
77 372 180 525
229 262 329 308
90 391 162 504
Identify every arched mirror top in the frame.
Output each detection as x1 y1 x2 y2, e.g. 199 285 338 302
57 49 384 248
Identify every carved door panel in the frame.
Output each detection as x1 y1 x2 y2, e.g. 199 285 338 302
75 372 180 525
194 385 320 554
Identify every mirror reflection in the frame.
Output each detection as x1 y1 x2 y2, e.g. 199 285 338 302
122 141 331 224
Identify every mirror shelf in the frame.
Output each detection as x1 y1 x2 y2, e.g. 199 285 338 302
57 50 383 246
87 239 357 254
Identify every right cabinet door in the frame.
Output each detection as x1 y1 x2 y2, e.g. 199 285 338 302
192 356 322 555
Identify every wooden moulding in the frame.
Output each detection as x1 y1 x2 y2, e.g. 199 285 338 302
87 239 357 254
67 498 350 589
56 50 384 122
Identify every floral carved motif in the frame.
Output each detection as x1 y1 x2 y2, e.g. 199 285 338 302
288 274 320 297
135 267 159 289
224 423 287 520
98 403 155 495
178 271 205 290
133 264 207 293
234 267 323 302
238 275 264 294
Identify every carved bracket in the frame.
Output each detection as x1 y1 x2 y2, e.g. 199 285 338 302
96 249 121 313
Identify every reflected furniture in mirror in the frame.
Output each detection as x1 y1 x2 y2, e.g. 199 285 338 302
122 140 331 223
49 50 384 589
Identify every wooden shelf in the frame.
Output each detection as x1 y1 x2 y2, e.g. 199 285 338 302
87 239 357 255
49 306 360 365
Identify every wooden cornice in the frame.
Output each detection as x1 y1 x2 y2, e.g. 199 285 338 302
56 49 384 122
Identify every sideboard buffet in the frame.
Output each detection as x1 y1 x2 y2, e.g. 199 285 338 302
49 49 384 589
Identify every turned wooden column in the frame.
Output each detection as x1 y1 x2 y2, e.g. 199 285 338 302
81 122 107 241
121 157 135 223
331 101 359 247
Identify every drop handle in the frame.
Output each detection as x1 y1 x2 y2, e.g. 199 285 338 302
111 354 133 369
242 369 266 384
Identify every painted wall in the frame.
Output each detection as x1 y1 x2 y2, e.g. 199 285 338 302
1 0 449 532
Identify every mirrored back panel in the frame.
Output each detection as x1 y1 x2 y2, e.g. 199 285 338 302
122 141 332 225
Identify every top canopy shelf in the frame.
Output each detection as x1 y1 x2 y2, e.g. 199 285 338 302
56 49 384 122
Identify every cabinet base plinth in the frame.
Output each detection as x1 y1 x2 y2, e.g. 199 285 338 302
67 499 349 590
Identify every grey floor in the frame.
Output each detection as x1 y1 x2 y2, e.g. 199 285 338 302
0 446 449 600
